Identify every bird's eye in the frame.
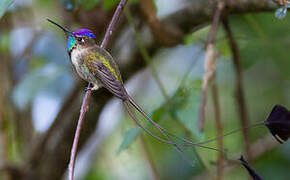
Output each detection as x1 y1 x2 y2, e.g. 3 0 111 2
77 37 83 42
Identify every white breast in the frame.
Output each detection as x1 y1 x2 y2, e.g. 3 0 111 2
70 48 86 66
69 47 102 90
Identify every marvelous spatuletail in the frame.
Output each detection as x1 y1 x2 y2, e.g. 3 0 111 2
47 19 223 163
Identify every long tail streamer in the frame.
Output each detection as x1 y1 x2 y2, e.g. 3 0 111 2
122 95 266 164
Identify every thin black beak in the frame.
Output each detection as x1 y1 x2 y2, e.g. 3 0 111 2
47 19 71 36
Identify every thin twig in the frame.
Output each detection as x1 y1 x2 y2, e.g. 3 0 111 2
198 1 225 131
222 17 252 160
139 0 183 46
198 44 216 131
100 0 126 49
68 0 128 180
211 74 224 180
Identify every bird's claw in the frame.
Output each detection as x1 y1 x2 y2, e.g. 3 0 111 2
85 85 93 92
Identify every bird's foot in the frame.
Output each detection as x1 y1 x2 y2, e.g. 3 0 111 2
85 84 99 92
85 87 92 92
85 84 93 92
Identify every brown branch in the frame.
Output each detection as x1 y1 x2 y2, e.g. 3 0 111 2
198 1 225 131
223 17 252 160
164 0 276 37
68 0 128 180
211 75 224 180
140 0 183 46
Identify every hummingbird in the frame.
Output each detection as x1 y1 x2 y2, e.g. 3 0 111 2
47 19 222 161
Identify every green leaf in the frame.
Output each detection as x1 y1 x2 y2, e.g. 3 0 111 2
0 0 13 19
117 127 141 154
173 80 203 137
184 26 210 45
118 107 167 153
151 106 166 122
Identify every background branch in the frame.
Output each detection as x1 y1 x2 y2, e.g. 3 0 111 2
198 1 225 131
163 0 276 39
223 17 252 160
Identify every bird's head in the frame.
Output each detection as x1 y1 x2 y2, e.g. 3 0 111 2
47 19 96 53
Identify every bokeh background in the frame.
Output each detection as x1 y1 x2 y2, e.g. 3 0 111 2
0 0 290 179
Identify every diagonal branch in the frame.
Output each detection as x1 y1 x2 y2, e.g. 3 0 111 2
68 0 128 180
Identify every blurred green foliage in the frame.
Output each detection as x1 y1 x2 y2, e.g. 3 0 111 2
117 127 141 153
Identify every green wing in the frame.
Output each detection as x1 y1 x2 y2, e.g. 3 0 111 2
85 46 127 100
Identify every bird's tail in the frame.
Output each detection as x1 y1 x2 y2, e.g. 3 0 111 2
126 95 264 147
122 95 227 165
123 100 197 166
